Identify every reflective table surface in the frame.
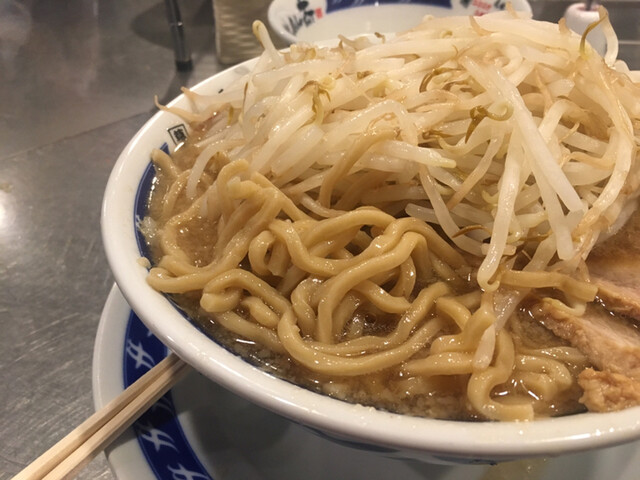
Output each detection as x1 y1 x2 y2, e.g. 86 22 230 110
0 1 638 478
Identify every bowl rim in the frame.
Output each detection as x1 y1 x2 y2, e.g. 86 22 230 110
101 55 640 463
267 0 533 44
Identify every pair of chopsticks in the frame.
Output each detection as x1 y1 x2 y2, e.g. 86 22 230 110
13 352 190 480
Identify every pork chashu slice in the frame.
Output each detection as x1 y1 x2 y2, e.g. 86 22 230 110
588 207 640 321
535 302 640 380
532 301 640 411
579 368 640 412
531 207 640 411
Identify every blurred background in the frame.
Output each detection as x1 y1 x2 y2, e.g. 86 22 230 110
0 0 638 478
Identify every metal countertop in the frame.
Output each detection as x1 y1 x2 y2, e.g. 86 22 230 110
1 1 224 477
0 1 638 478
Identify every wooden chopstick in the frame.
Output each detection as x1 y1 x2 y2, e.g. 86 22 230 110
13 352 190 480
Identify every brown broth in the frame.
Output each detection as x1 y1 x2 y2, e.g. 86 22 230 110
159 286 588 421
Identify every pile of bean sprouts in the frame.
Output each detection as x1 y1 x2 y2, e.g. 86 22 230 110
146 7 640 419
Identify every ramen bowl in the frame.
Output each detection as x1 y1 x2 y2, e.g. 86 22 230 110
101 52 640 466
267 0 533 44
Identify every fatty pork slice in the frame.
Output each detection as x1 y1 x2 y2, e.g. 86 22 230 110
579 368 640 412
588 206 640 322
533 302 640 412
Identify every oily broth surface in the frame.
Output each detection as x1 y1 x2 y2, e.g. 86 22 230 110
173 291 475 420
141 142 588 421
159 290 586 421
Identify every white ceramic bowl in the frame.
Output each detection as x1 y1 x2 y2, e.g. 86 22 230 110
268 0 532 44
101 58 640 465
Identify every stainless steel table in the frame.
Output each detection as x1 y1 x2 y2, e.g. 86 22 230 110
1 1 638 479
0 2 223 477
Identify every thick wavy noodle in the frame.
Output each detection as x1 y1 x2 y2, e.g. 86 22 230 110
141 9 640 421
